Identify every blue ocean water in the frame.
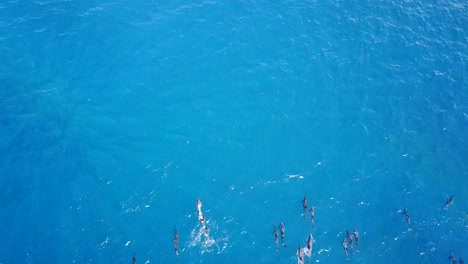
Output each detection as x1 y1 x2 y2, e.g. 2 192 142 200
0 0 467 263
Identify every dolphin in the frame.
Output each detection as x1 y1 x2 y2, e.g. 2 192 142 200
449 252 457 264
297 246 304 264
301 195 308 218
460 258 464 264
346 230 353 249
132 253 136 264
304 234 313 257
309 205 315 224
196 198 206 227
353 228 360 249
173 228 179 255
402 208 411 227
273 225 279 251
442 196 454 210
197 198 203 215
279 222 286 247
342 238 349 256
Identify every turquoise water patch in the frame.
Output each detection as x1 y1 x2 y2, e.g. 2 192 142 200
0 0 466 263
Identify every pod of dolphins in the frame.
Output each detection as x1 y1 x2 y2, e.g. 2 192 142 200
129 195 464 263
274 194 360 263
291 194 460 263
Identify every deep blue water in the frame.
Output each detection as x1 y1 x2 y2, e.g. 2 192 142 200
0 0 467 263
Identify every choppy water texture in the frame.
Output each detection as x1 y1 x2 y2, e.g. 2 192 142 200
0 0 467 263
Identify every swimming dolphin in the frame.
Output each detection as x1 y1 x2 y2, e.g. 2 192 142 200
460 258 464 264
449 252 457 264
402 208 411 227
173 228 179 255
301 195 308 218
442 196 454 210
132 253 136 264
346 230 353 249
197 198 203 215
309 205 315 224
304 234 313 257
196 198 206 227
279 222 286 247
297 246 304 264
273 226 279 251
353 228 360 249
342 237 349 256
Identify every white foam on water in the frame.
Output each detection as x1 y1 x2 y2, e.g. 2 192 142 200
188 221 229 254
